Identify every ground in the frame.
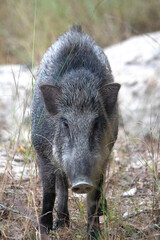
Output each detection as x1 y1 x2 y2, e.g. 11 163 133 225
0 128 160 240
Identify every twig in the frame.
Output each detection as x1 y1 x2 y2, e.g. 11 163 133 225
0 204 20 214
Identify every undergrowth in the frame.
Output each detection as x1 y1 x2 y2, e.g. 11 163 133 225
1 0 160 64
0 1 160 239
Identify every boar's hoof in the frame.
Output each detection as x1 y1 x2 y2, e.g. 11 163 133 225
36 222 52 237
53 218 69 231
39 223 52 234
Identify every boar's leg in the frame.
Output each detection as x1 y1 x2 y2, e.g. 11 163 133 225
38 161 56 234
53 172 69 229
87 175 107 239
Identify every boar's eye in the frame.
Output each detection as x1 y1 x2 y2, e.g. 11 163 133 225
62 118 69 129
61 118 70 138
60 118 72 141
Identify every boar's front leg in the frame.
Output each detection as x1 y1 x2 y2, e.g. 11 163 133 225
38 160 56 234
53 171 69 229
87 175 107 240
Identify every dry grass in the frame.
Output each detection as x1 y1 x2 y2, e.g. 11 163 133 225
0 125 160 239
0 1 160 239
1 0 160 64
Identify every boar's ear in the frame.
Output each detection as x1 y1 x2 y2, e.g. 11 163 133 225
39 84 61 115
100 83 121 114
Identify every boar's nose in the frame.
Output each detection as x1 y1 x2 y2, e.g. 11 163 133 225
72 181 94 194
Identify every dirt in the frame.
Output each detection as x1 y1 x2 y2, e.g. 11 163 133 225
0 127 160 240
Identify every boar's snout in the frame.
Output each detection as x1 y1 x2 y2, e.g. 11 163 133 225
71 179 94 194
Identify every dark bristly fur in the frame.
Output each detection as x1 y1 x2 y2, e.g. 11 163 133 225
31 25 120 240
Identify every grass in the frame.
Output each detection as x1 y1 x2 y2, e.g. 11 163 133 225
0 1 160 239
1 0 160 64
0 121 160 239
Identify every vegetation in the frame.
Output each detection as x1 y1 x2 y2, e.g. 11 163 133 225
0 0 160 239
0 127 160 239
1 0 160 65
